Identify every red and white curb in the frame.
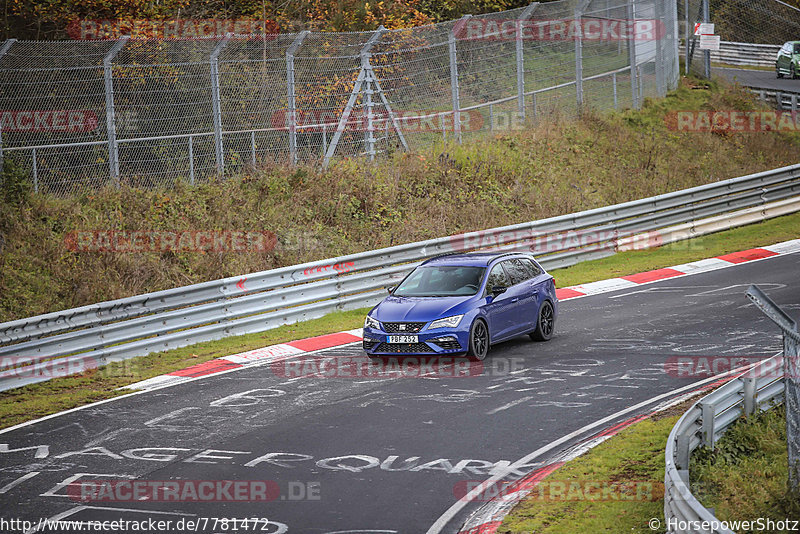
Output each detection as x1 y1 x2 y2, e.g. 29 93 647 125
124 329 364 391
554 239 800 300
126 239 800 392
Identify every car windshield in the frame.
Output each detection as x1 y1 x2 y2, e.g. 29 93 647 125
393 265 486 297
795 44 800 54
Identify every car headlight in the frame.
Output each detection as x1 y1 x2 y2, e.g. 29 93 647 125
364 315 381 330
429 315 464 330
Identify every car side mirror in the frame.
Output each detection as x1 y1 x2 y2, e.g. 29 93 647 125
386 286 395 294
491 285 507 297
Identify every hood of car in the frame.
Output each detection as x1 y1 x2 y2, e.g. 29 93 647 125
372 295 473 323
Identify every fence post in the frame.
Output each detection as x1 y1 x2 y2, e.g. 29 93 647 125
516 3 539 119
32 148 38 193
575 7 584 112
188 136 195 185
449 15 471 144
654 0 665 98
613 72 618 109
286 31 309 165
0 39 16 179
361 27 386 161
745 284 800 489
627 0 639 109
702 0 710 79
103 36 129 188
684 0 689 75
210 33 232 177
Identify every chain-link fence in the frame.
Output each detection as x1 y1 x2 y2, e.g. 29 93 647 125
0 0 679 195
680 0 800 76
746 285 800 489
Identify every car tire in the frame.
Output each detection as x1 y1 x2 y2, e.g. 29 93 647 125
466 319 489 361
529 300 555 342
792 65 798 80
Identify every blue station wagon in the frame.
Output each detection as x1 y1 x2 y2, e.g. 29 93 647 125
362 252 558 360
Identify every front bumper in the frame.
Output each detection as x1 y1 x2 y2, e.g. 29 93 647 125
362 325 470 355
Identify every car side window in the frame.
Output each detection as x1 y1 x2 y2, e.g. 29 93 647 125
502 259 530 285
486 263 511 291
519 258 543 278
794 44 800 54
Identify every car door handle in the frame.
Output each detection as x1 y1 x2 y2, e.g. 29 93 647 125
511 298 519 302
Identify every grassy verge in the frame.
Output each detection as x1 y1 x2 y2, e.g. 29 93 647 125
499 401 799 533
1 210 798 430
498 402 687 534
691 405 800 531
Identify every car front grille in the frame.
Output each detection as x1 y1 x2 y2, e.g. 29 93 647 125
382 322 426 334
374 342 434 353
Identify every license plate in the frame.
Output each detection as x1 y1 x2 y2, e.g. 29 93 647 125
387 335 418 344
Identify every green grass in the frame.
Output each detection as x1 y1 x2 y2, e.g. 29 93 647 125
500 401 799 533
498 409 681 534
1 210 798 431
690 405 800 532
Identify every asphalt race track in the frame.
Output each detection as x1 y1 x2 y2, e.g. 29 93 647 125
1 252 798 533
714 66 800 92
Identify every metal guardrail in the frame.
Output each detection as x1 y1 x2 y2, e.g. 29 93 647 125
2 164 800 392
711 41 780 68
679 41 780 69
664 285 799 533
745 87 800 112
664 355 785 534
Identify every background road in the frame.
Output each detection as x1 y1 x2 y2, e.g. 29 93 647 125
0 252 798 533
714 66 800 92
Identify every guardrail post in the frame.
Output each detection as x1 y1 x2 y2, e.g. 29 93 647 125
286 31 309 165
103 36 129 189
210 33 232 177
449 15 470 144
792 94 798 112
626 0 640 109
701 401 715 448
746 284 800 489
776 91 783 111
0 39 15 179
516 3 539 119
743 376 756 416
